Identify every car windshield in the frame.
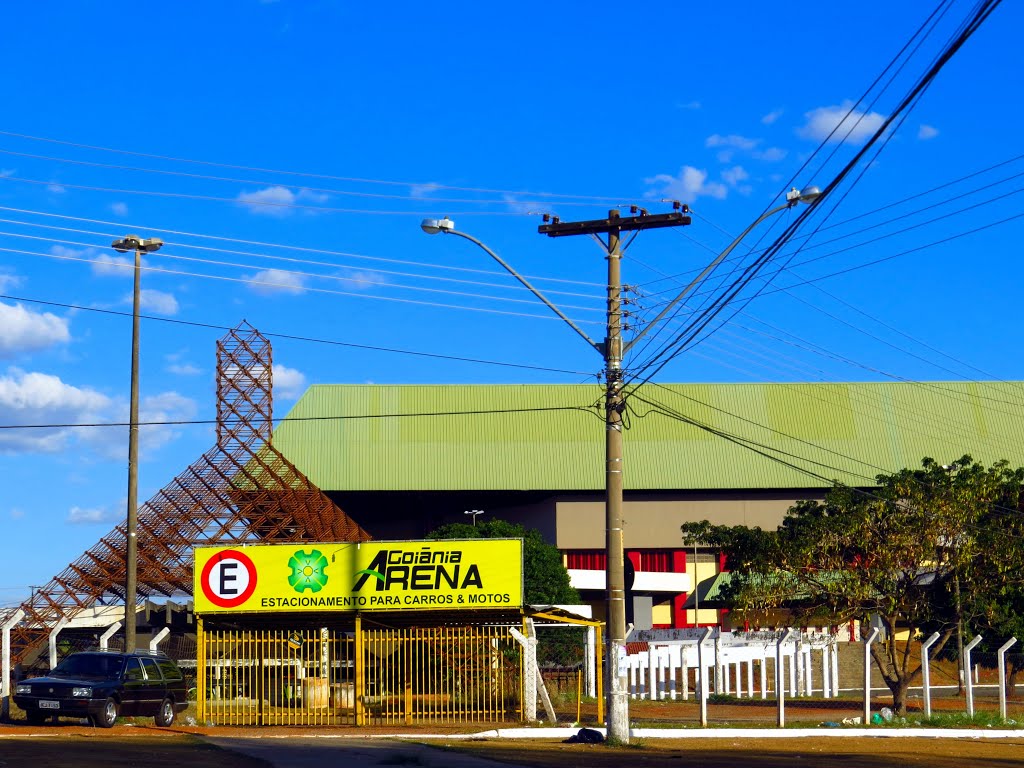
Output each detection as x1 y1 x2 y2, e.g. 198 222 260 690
51 654 123 679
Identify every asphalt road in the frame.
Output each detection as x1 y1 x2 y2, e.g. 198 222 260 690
204 735 523 768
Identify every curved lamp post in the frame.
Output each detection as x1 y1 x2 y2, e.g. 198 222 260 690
419 186 820 740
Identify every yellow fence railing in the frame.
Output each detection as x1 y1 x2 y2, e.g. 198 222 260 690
197 618 521 727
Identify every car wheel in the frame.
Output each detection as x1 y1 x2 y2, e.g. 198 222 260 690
154 698 175 727
93 697 119 728
26 710 48 726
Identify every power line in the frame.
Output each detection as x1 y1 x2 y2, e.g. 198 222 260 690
0 204 605 288
0 146 619 209
0 216 603 299
0 403 603 432
0 292 597 377
0 128 634 203
0 230 607 313
1 244 607 326
0 173 534 217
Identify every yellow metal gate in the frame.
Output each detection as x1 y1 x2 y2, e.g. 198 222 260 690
198 624 357 726
197 618 522 726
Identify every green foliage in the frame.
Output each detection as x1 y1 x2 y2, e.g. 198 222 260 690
427 519 584 667
426 518 580 605
682 455 1024 715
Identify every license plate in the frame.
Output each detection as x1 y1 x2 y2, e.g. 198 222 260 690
38 700 60 709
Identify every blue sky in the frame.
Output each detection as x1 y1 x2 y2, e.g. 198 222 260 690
1 1 1022 605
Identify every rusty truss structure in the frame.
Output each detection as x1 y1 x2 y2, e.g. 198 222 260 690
8 322 369 665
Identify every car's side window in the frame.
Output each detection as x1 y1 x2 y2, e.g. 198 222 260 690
157 658 182 680
124 659 145 682
140 657 162 681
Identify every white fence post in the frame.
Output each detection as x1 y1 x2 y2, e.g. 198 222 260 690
2 609 25 721
48 617 70 669
697 627 712 727
863 627 880 724
964 634 983 717
998 637 1017 721
920 631 940 718
149 627 170 653
777 628 796 728
586 627 596 697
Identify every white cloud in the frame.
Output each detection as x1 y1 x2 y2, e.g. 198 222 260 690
0 301 71 358
237 186 328 216
797 100 886 144
246 268 306 295
168 363 201 376
676 100 702 110
752 147 788 162
0 169 14 178
761 109 784 125
645 166 728 203
80 390 198 461
68 504 122 525
273 364 306 399
50 245 136 277
705 134 760 151
10 507 25 519
237 185 296 216
0 271 22 291
136 289 179 316
721 166 749 187
716 150 734 164
47 182 67 194
409 182 441 199
341 270 385 291
0 368 109 453
110 202 128 216
501 193 535 214
918 124 939 140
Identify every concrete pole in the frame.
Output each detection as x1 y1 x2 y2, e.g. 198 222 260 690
586 627 596 697
100 621 122 651
603 210 629 743
125 244 142 654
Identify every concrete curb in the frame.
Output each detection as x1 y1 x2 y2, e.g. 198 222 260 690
397 726 1024 741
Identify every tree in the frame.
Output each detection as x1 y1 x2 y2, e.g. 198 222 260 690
427 519 583 666
425 518 580 605
681 456 1024 716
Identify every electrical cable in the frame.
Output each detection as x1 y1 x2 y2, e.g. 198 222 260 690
0 292 597 377
0 230 607 313
0 204 605 288
0 128 634 203
0 403 604 431
0 244 607 326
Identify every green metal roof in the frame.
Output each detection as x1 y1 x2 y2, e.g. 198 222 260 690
271 382 1024 492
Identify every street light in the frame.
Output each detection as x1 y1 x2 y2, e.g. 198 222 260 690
111 234 163 653
419 187 818 741
464 509 485 527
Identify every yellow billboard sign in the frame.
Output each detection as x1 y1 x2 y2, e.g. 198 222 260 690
193 538 523 614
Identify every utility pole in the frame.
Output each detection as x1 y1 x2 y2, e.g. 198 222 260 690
111 234 163 653
538 208 691 743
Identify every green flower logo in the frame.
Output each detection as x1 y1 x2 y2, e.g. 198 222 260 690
288 549 329 593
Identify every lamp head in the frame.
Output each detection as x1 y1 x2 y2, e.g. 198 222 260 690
420 217 455 235
798 185 821 204
111 234 142 253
